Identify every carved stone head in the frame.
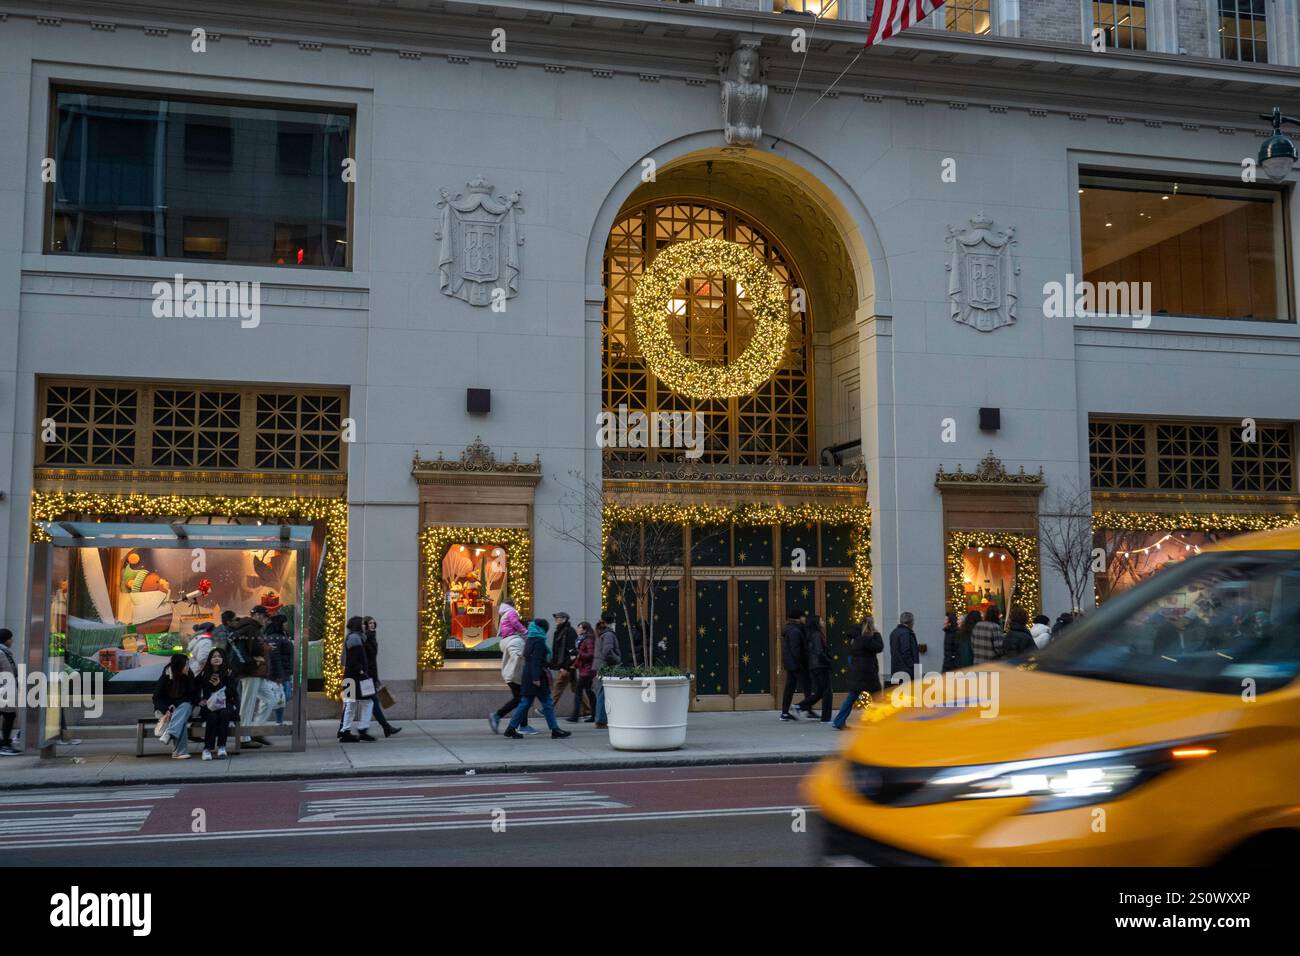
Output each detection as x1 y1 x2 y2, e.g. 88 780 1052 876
736 45 759 83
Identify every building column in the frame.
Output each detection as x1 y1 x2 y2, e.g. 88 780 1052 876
1272 0 1300 66
1145 0 1180 55
839 0 869 24
995 0 1021 39
584 293 606 617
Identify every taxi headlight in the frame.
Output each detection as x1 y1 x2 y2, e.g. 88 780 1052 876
914 741 1216 813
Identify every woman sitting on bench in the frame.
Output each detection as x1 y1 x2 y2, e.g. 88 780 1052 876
196 649 241 761
152 654 198 760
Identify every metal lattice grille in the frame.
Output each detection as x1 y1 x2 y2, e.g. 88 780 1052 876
1091 418 1295 493
37 379 347 473
42 385 138 467
152 389 241 468
254 393 345 471
1089 420 1146 490
1156 423 1220 490
603 200 814 465
1232 425 1294 492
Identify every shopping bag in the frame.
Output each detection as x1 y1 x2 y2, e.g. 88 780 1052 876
378 685 396 710
153 712 170 737
358 678 376 698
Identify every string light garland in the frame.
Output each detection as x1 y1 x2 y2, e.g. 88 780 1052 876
418 526 532 670
631 238 790 399
29 490 349 697
946 530 1041 624
1092 511 1300 534
602 502 872 619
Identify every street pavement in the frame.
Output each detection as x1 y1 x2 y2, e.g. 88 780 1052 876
0 711 844 789
0 763 820 866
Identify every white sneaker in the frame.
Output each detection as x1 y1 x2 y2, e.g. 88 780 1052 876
217 748 228 759
201 750 213 761
171 752 191 760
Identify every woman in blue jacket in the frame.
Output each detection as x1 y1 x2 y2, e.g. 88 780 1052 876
503 619 573 740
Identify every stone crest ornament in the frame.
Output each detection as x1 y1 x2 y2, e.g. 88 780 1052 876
946 213 1020 332
716 39 769 147
435 177 523 307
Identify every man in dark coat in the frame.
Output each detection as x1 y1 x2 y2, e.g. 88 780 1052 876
800 614 834 722
832 617 884 730
779 611 809 721
504 619 572 739
548 612 581 715
888 611 921 685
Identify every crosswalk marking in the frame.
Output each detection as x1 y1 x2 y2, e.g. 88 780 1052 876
0 787 180 807
299 789 626 822
0 806 154 836
302 775 546 793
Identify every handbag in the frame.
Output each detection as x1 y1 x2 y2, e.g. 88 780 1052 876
378 685 396 710
207 686 227 711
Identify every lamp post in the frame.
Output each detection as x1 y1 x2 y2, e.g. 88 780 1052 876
1258 106 1300 182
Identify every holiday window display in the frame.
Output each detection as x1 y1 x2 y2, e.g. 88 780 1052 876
960 546 1016 616
54 545 299 692
442 544 509 652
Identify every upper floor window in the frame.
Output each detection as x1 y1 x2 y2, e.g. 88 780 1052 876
1090 419 1295 493
944 0 992 35
47 89 353 268
37 379 349 474
1219 0 1268 63
1079 174 1288 322
1093 1 1147 51
774 1 838 18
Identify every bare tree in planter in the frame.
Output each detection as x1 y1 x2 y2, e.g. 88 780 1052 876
1039 484 1096 614
545 472 722 671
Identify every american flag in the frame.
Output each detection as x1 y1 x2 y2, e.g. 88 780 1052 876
865 0 948 48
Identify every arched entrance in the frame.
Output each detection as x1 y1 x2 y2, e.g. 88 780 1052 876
595 149 875 711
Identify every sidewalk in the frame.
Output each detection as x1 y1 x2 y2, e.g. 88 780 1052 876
0 712 845 789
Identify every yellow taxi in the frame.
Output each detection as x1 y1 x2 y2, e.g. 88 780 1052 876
806 526 1300 865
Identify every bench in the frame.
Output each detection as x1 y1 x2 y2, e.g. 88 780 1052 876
135 718 294 757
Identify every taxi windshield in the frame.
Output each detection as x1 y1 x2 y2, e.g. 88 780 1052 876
1034 550 1300 695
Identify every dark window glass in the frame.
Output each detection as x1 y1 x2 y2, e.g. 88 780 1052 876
1093 1 1147 51
1219 0 1268 63
1079 175 1286 322
49 90 352 268
183 121 232 168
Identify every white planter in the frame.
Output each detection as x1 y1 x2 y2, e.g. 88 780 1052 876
602 675 691 751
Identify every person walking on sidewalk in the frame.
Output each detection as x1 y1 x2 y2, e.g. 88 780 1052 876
363 616 402 738
940 610 962 673
0 629 19 756
490 596 532 735
888 612 921 685
196 648 240 760
232 605 274 748
152 653 198 759
832 615 884 730
800 613 834 722
339 616 377 743
566 622 597 723
1000 606 1038 658
972 606 1003 664
548 612 580 716
779 610 809 721
593 616 621 729
503 619 572 740
956 610 980 668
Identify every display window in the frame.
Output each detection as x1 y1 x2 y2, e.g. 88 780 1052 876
960 545 1016 616
441 543 510 653
52 540 299 694
1097 530 1220 598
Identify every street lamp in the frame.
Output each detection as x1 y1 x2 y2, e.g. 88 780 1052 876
1258 106 1300 182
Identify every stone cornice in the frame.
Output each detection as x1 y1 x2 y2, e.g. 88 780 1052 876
9 0 1299 127
411 437 542 487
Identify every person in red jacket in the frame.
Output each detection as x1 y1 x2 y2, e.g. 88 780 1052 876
566 622 598 723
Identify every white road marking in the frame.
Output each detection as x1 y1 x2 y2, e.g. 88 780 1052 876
0 787 180 806
299 790 626 822
0 805 811 851
0 806 154 836
302 775 546 793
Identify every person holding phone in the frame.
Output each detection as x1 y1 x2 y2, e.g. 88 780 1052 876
196 648 241 760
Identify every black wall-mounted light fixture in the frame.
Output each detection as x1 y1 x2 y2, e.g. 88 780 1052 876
979 408 1001 432
466 388 491 414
